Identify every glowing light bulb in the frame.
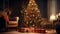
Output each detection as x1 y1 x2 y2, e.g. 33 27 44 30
27 22 28 24
37 11 40 12
35 8 38 10
50 15 56 21
30 21 32 23
32 3 34 5
33 24 35 26
58 13 60 16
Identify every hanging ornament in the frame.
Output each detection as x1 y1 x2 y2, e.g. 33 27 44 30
27 16 29 17
33 14 35 17
35 8 38 10
34 3 36 6
26 21 28 24
23 0 42 27
29 1 32 4
33 24 35 27
37 10 40 12
25 10 27 12
32 3 34 5
30 21 32 23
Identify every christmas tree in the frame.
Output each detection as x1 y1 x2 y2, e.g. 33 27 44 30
23 0 42 27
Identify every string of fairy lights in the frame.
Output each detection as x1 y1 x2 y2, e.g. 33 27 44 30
23 0 42 27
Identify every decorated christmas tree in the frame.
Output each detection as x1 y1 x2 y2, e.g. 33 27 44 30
23 0 42 27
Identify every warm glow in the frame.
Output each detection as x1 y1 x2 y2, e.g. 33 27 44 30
28 4 30 6
33 24 35 26
56 13 60 18
34 3 36 5
49 0 57 21
32 3 34 5
17 17 19 20
29 1 31 3
37 11 40 12
30 21 32 23
58 13 60 16
24 0 41 27
27 21 28 24
56 14 58 18
35 8 38 10
50 15 56 21
33 14 35 17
